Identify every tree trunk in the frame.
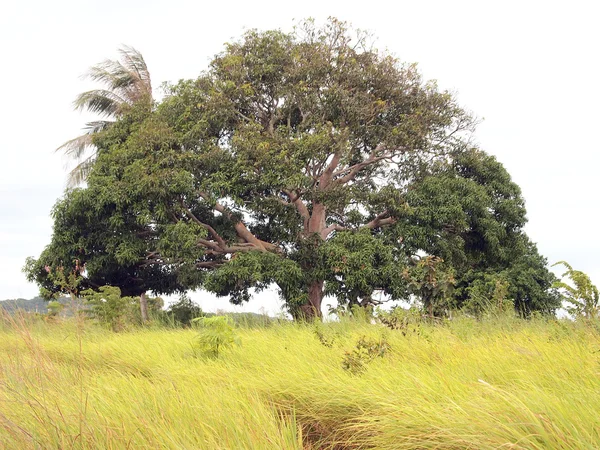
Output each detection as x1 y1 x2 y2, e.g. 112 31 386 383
300 280 324 320
296 201 327 320
140 291 149 323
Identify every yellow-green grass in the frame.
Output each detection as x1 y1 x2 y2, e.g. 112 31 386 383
1 313 599 449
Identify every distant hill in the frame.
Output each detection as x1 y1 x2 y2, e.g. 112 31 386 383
0 297 286 324
0 297 70 314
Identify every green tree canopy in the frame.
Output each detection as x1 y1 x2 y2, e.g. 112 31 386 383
24 183 188 306
85 19 474 318
30 19 560 319
391 148 560 314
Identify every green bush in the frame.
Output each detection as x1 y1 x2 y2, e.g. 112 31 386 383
342 334 390 375
463 273 514 318
81 286 135 331
46 301 64 318
167 295 204 327
192 316 240 358
377 306 424 335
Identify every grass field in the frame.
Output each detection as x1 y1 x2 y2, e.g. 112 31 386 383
1 312 599 449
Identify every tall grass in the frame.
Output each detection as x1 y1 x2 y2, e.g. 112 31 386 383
1 311 599 449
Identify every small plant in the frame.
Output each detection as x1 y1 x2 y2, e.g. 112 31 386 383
342 335 390 375
327 304 349 319
327 303 374 321
463 274 514 318
46 300 64 318
192 316 240 358
313 323 336 348
377 306 423 336
403 256 455 319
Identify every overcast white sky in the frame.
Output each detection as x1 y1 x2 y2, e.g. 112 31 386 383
1 0 598 314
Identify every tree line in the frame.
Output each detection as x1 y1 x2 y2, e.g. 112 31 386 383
25 18 562 321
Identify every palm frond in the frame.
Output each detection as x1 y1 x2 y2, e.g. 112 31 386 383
59 45 154 186
67 155 96 188
118 45 151 89
56 134 93 160
77 45 152 116
83 120 112 134
73 89 129 116
56 122 111 160
552 260 573 272
87 62 135 90
118 45 152 102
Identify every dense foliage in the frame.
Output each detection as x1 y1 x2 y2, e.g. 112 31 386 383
26 19 560 318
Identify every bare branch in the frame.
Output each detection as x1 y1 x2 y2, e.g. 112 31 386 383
319 151 342 189
196 261 222 269
283 189 310 228
197 238 224 252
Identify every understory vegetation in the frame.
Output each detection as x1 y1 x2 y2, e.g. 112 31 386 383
1 311 599 449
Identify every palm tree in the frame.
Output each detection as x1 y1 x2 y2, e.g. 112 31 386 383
57 45 152 186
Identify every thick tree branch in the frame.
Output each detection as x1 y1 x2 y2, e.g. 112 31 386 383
321 223 347 239
197 238 224 253
319 151 341 189
198 192 279 252
196 261 222 269
364 212 397 229
169 211 180 224
183 206 228 249
136 229 157 237
283 189 310 229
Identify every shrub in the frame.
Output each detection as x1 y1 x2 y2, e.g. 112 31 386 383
167 295 204 327
463 274 514 318
192 316 240 358
46 301 64 318
377 306 424 335
81 286 135 331
342 334 390 375
553 261 600 319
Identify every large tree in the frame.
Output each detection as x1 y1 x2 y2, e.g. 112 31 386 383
33 19 559 319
